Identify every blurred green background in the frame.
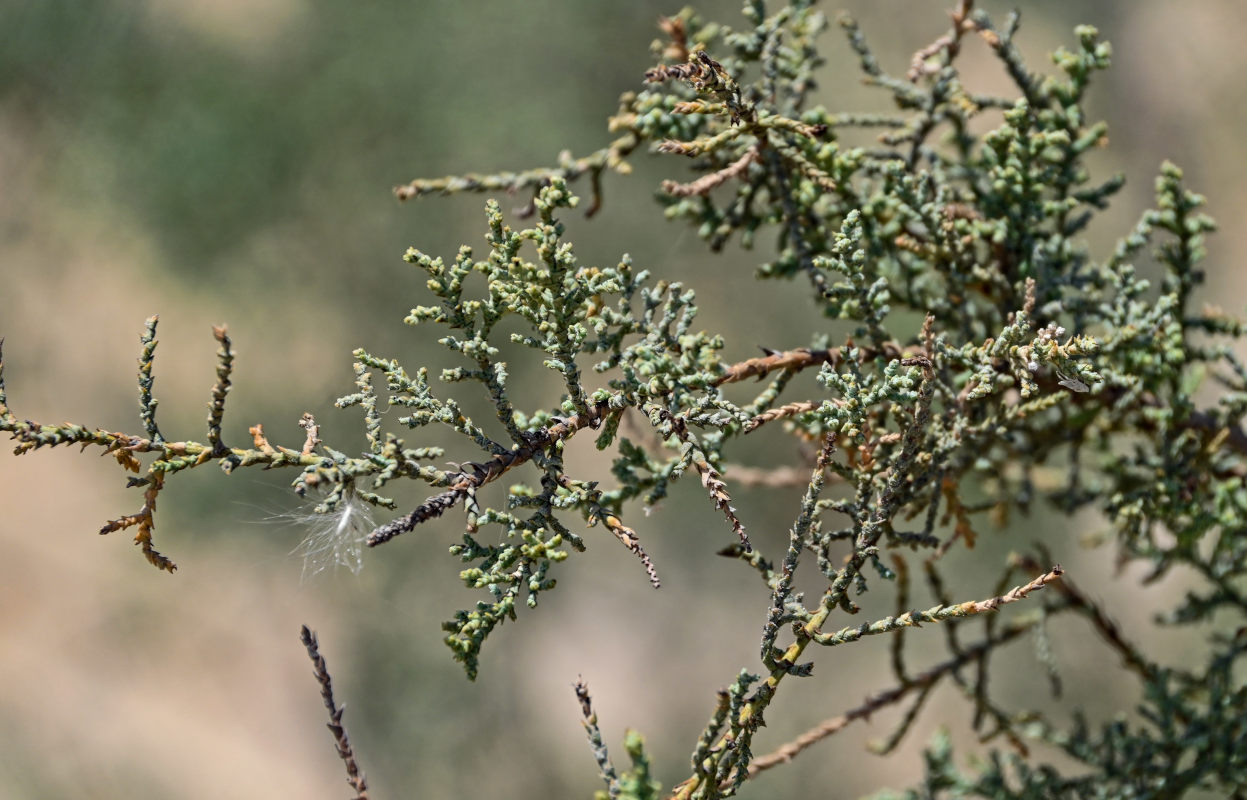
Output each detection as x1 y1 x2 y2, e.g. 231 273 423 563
1 1 1243 797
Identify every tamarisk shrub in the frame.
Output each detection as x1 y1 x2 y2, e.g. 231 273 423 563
3 2 1244 798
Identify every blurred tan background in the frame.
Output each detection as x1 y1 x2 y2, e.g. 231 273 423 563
0 1 1242 797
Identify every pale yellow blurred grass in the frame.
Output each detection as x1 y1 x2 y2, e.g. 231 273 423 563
138 0 307 61
0 451 340 797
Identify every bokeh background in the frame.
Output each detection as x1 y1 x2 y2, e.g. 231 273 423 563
1 1 1243 797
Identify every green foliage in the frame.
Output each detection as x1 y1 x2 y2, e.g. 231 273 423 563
3 1 1245 798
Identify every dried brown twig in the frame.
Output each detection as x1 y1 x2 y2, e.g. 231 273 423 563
661 145 760 198
907 0 975 81
99 470 175 573
298 412 322 456
713 343 907 386
744 400 824 432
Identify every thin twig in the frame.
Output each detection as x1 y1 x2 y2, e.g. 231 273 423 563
651 403 751 551
565 475 661 588
137 316 162 445
249 423 278 457
722 463 820 488
744 605 1054 781
744 400 825 432
393 133 639 212
299 412 322 456
907 0 974 81
99 470 176 573
0 338 9 424
300 625 369 800
661 145 759 197
713 343 906 386
206 325 233 454
1014 553 1161 688
575 678 621 799
811 565 1064 646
